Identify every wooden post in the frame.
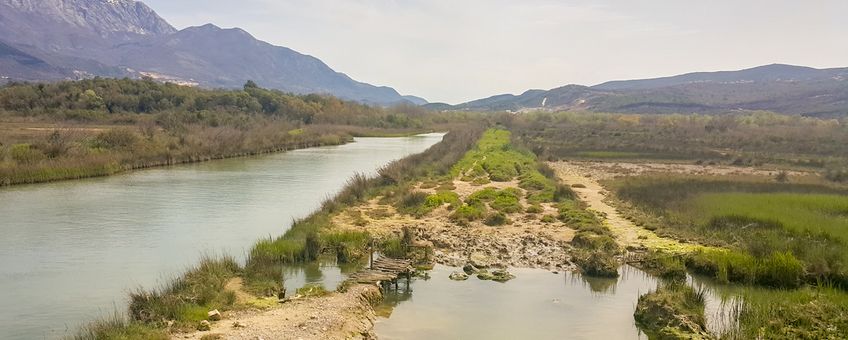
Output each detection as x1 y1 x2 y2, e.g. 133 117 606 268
369 240 374 270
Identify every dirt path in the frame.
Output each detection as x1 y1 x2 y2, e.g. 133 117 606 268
549 161 701 253
176 284 381 340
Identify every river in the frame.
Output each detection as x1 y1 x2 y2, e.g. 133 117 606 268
0 133 444 340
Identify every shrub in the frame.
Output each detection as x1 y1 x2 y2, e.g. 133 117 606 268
450 202 486 223
490 189 523 213
94 128 140 149
484 212 510 226
526 204 543 214
399 191 428 210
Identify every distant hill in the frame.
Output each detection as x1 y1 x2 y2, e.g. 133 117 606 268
446 64 848 117
0 0 424 105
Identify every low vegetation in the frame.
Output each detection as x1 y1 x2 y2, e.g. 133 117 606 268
610 175 848 288
0 78 466 185
634 283 710 339
71 125 485 338
508 111 848 179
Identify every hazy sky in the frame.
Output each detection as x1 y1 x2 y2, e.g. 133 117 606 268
144 0 848 104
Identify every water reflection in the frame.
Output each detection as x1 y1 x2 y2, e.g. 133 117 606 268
0 134 444 339
376 265 658 339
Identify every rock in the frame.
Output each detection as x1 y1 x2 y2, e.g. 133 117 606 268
232 321 245 328
476 270 495 281
491 269 516 283
197 320 211 331
449 271 469 281
469 252 496 269
207 309 222 321
462 263 478 274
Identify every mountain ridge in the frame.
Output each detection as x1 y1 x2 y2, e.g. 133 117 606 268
433 64 848 116
0 0 423 105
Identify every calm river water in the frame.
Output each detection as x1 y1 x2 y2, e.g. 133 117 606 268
0 134 444 339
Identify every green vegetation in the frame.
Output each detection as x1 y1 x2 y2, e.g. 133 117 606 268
634 283 710 339
729 287 848 339
71 312 169 340
451 129 535 183
687 249 804 288
126 255 239 332
399 190 460 217
690 193 848 243
71 126 484 338
509 111 848 177
244 127 483 293
296 283 330 298
611 175 848 287
0 78 464 186
321 230 371 263
639 252 688 282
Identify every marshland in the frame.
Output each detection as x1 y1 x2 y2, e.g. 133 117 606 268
3 93 848 339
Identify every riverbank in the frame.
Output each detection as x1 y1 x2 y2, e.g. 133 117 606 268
0 119 438 186
178 282 382 340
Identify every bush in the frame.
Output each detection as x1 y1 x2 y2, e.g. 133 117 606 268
450 202 486 223
484 212 510 226
490 189 523 213
94 128 140 149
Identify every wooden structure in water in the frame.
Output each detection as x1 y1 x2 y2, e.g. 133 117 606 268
346 257 414 289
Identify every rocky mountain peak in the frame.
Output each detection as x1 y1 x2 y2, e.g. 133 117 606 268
0 0 175 36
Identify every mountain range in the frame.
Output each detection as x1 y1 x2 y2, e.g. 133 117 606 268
436 64 848 117
2 1 846 116
0 0 421 105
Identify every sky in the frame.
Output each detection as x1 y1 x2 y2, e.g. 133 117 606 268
144 0 848 104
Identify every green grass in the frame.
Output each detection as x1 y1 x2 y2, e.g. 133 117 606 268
399 190 461 217
634 283 709 339
321 230 371 263
612 176 848 287
687 249 804 288
450 201 487 224
127 255 239 331
728 286 848 339
70 312 168 340
451 129 536 183
687 193 848 242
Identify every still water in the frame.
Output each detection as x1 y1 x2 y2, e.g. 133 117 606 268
376 265 740 340
0 134 444 339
